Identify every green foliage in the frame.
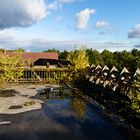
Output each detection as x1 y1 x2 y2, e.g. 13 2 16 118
59 50 69 59
4 48 25 52
42 47 140 73
14 48 25 52
129 74 140 113
44 48 60 54
53 71 71 83
129 88 140 113
0 51 23 85
86 49 103 66
101 49 116 68
86 48 140 72
0 49 5 53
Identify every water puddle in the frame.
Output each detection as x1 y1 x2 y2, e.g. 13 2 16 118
0 86 128 140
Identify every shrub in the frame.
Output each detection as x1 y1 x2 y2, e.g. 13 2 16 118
0 51 24 86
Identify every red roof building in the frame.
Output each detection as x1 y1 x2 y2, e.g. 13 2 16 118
1 52 59 66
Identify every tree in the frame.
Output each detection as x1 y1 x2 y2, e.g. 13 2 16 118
0 49 5 53
0 51 23 86
132 49 140 57
14 48 25 52
86 49 104 66
67 48 89 71
101 49 116 68
59 50 69 59
63 48 89 82
44 48 60 54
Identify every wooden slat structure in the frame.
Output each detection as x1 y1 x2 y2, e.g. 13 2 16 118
87 65 140 93
9 68 70 84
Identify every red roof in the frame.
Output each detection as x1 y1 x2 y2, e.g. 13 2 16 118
2 52 58 63
22 52 58 62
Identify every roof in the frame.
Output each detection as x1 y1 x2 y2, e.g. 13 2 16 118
2 52 59 63
22 52 58 62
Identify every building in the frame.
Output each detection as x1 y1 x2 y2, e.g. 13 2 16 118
1 51 70 68
21 52 58 67
33 58 71 68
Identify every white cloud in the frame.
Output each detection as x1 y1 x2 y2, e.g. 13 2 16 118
0 29 133 52
0 0 47 29
0 29 17 38
25 49 32 52
76 8 95 29
46 1 62 11
106 41 129 46
128 24 140 38
59 0 74 3
0 29 32 49
46 0 74 11
95 21 109 29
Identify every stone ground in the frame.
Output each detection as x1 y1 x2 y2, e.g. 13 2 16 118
0 84 59 117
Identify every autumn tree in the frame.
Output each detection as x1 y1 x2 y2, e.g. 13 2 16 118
67 48 89 71
66 48 89 82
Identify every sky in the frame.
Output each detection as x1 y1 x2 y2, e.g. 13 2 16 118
0 0 140 52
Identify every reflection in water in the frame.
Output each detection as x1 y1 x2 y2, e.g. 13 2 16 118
38 86 86 118
0 86 128 140
71 97 86 118
36 86 72 100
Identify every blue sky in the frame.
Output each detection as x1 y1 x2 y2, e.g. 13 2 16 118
0 0 140 52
